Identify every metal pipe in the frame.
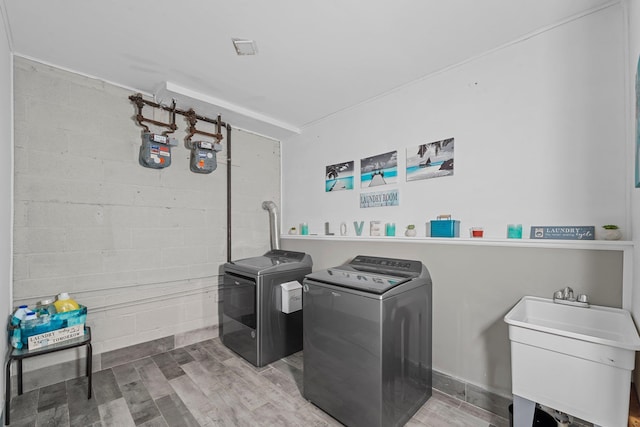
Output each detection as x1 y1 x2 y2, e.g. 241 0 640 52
261 201 280 251
129 94 228 127
185 109 224 145
129 94 234 261
226 123 232 262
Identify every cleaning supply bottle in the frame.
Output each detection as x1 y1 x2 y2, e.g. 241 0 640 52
9 305 29 349
23 311 37 321
36 298 56 316
12 305 29 324
53 292 80 313
9 327 22 349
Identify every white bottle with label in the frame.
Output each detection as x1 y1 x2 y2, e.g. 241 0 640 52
13 305 29 321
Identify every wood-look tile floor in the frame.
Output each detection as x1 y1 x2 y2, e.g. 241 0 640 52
7 338 509 427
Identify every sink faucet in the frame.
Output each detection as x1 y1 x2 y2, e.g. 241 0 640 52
562 286 574 300
553 286 589 307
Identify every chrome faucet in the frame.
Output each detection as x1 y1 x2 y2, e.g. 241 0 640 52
553 286 589 307
562 286 574 300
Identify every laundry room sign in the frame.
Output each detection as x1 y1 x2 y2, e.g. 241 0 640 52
360 189 399 208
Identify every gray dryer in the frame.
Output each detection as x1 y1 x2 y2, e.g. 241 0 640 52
221 249 312 367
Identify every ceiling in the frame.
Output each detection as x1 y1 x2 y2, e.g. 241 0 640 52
2 0 616 140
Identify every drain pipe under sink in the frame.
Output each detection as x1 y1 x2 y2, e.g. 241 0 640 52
262 201 280 250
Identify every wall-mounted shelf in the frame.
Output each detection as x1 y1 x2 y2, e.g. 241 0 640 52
281 235 634 309
281 234 633 251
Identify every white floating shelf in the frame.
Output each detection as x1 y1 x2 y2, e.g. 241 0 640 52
280 234 633 251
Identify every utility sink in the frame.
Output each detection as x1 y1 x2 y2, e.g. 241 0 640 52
504 296 640 427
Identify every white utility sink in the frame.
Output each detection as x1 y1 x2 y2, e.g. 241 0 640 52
504 296 640 427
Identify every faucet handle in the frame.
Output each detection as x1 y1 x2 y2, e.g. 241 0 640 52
577 294 589 304
562 286 574 300
553 290 564 300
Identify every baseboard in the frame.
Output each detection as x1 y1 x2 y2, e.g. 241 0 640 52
432 370 511 419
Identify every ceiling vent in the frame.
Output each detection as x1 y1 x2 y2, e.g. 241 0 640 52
232 39 258 56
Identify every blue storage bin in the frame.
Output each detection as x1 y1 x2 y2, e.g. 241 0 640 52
430 217 460 238
19 305 87 345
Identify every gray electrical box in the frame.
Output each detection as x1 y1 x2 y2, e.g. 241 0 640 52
190 140 222 174
139 132 178 169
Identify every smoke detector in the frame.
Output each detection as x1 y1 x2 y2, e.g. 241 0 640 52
232 38 258 56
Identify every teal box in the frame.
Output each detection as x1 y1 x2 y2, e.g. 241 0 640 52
430 219 460 238
19 306 87 345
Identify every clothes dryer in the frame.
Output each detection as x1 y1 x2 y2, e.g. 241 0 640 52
221 249 312 367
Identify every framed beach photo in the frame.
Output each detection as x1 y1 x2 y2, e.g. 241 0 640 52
406 137 454 182
360 151 397 188
325 161 354 192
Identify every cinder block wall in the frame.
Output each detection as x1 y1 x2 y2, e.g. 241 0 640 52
12 57 280 368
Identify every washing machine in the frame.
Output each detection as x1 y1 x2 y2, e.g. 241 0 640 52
220 249 312 367
303 255 432 427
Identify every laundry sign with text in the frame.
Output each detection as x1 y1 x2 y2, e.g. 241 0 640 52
360 189 399 208
27 324 85 350
530 226 595 240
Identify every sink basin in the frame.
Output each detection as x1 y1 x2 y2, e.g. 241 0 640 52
505 296 640 427
505 296 640 351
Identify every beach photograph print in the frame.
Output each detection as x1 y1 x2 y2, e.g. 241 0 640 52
406 137 454 182
360 151 397 188
325 161 355 192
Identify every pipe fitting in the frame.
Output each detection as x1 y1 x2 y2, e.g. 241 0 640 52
262 201 280 250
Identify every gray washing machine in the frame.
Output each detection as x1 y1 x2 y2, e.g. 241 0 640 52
220 249 312 367
303 255 432 427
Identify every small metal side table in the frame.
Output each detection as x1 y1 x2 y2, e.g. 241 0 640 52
4 326 92 426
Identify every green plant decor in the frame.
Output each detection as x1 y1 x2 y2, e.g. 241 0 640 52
603 224 619 230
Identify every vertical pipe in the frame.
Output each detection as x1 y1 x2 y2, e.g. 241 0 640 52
226 122 232 262
261 201 280 250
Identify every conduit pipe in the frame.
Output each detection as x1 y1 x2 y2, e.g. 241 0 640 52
226 123 232 262
262 201 280 251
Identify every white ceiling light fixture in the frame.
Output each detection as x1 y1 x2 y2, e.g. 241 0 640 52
232 38 258 56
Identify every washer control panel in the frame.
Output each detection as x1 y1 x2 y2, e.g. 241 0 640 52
350 255 422 276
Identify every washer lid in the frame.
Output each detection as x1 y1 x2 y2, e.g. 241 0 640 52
305 255 426 294
305 268 411 294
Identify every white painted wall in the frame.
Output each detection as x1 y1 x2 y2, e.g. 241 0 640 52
0 4 12 423
13 57 280 366
280 3 630 398
625 0 640 392
282 5 627 239
629 0 640 314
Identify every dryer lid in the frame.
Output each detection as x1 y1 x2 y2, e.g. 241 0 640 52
228 249 312 274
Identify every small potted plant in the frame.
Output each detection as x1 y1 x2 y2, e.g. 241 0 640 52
288 226 298 235
601 224 622 240
405 224 417 237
